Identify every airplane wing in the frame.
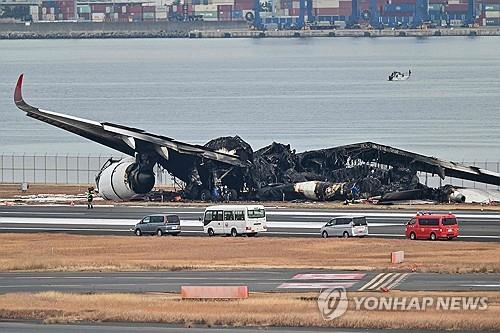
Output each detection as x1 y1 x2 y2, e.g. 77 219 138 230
14 74 248 171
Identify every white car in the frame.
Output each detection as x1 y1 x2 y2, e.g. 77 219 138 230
320 216 368 238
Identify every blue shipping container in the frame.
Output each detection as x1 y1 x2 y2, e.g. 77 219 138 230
384 4 415 13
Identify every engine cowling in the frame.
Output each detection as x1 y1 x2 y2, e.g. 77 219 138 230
96 157 155 200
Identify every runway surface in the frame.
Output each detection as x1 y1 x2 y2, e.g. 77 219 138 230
0 322 458 333
0 269 498 293
0 206 499 241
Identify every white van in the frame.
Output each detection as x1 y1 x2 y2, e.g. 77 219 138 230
203 205 267 237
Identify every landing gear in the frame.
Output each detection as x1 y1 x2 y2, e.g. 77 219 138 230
200 190 211 202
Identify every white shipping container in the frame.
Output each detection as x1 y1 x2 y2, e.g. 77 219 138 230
210 0 234 5
30 6 39 21
92 12 106 22
156 11 167 19
292 1 300 9
113 12 118 19
50 7 54 14
485 10 500 18
194 4 217 11
122 6 126 13
447 0 459 4
315 0 339 9
155 6 167 13
334 20 346 28
200 14 218 21
42 7 46 15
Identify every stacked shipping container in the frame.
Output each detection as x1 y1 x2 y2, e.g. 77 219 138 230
484 2 500 26
5 0 497 26
41 0 76 21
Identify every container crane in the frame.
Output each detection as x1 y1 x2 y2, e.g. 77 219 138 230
350 0 359 26
253 0 262 29
297 0 314 29
369 0 379 27
413 0 429 28
466 0 475 25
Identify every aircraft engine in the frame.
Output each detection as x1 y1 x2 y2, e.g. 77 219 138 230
96 157 155 200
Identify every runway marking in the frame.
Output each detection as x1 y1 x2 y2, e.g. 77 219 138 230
292 273 365 280
461 284 500 288
385 273 410 290
358 273 410 291
358 273 385 291
278 282 355 289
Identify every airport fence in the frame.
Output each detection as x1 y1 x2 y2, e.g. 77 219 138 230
0 153 498 191
0 153 172 186
416 161 500 191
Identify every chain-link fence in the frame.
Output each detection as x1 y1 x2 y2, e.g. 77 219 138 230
0 154 172 186
0 153 498 191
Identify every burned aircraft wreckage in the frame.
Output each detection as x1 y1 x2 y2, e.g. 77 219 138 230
193 137 500 202
14 74 500 202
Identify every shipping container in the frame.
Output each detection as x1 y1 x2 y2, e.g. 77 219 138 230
92 12 105 22
156 11 167 20
211 0 235 4
218 4 232 20
232 9 244 18
386 0 416 4
91 4 106 13
428 3 443 11
127 4 143 14
315 7 339 15
486 17 500 25
315 0 340 8
195 10 218 18
142 5 155 12
194 4 218 11
384 4 415 12
446 4 468 12
484 4 500 11
234 0 255 11
485 10 500 17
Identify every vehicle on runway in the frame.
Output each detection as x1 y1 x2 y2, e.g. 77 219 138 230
133 214 181 236
320 216 368 238
202 205 267 237
405 212 459 240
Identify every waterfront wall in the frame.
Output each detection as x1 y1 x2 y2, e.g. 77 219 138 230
0 21 499 38
0 21 248 38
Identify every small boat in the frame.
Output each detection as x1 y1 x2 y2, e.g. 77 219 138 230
388 70 411 81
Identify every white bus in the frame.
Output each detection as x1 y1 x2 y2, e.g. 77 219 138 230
202 205 267 237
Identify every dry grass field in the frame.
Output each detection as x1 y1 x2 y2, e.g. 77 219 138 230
0 291 498 330
0 234 498 273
